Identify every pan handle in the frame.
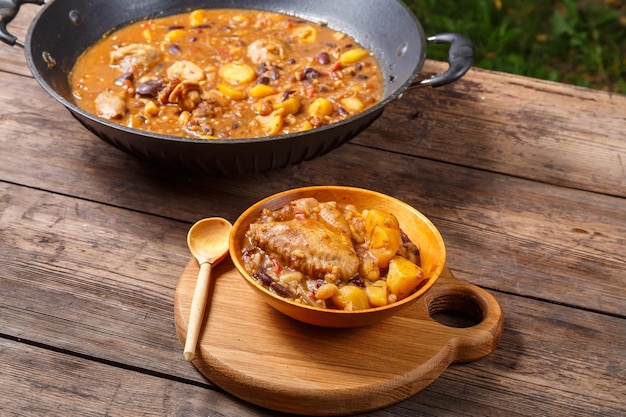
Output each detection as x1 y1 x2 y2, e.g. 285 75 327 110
410 33 475 89
0 0 45 47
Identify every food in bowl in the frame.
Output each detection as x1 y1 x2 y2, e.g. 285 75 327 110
241 197 428 311
230 186 446 327
70 8 384 139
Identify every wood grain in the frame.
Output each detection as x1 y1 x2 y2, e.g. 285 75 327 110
356 61 626 197
1 338 268 417
2 5 624 196
1 4 625 415
173 259 503 415
1 183 624 415
0 74 623 316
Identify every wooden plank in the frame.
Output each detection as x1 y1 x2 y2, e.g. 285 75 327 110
356 61 626 197
1 3 625 197
0 339 275 417
0 4 39 76
2 253 624 416
1 95 624 317
0 183 197 382
173 261 502 415
2 325 624 417
1 186 624 415
0 78 624 313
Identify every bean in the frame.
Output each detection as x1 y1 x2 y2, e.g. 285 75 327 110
268 68 280 81
256 76 270 85
315 52 331 65
270 282 294 298
255 269 274 288
282 90 296 101
348 276 365 287
256 63 268 75
315 283 339 300
168 44 181 55
114 71 133 86
136 79 165 97
303 68 322 79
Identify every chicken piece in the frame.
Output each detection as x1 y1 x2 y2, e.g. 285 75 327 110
110 44 161 75
247 38 289 65
94 90 127 119
317 202 352 238
289 197 320 216
287 198 353 239
248 219 359 282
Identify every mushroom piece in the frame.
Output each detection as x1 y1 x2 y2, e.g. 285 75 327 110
168 81 203 111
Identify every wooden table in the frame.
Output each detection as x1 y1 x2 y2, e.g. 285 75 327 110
1 4 624 416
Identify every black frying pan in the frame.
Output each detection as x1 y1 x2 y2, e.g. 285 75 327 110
1 0 473 175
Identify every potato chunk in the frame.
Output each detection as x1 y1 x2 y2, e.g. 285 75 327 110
249 83 277 98
274 96 301 115
292 26 317 43
217 83 247 100
331 285 371 311
256 109 284 136
167 60 205 82
218 62 256 83
340 48 369 65
365 281 389 307
364 209 402 268
386 256 425 300
340 97 365 113
308 98 333 118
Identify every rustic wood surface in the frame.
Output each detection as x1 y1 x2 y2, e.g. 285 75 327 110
173 260 503 416
1 4 625 417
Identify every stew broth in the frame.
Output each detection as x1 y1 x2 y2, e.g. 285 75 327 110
70 9 384 139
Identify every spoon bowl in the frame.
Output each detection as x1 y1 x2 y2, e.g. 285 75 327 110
184 217 232 361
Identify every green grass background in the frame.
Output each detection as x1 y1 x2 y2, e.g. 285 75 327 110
402 0 626 94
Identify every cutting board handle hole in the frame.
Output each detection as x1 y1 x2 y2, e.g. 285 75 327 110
427 293 484 328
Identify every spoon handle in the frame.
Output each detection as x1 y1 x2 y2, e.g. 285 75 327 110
184 261 212 361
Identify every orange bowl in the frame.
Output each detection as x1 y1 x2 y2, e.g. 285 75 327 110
229 186 446 327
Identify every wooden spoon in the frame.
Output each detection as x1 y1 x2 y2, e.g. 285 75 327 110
183 217 232 361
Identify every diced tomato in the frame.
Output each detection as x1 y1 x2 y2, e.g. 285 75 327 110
329 61 342 72
271 258 282 275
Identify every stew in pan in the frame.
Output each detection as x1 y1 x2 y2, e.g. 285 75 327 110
70 8 384 139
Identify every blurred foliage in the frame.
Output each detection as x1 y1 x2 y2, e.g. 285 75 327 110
403 0 626 94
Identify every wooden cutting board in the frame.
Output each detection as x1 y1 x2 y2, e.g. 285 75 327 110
174 258 503 416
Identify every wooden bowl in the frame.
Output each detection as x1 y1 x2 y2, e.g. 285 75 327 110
229 186 446 327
